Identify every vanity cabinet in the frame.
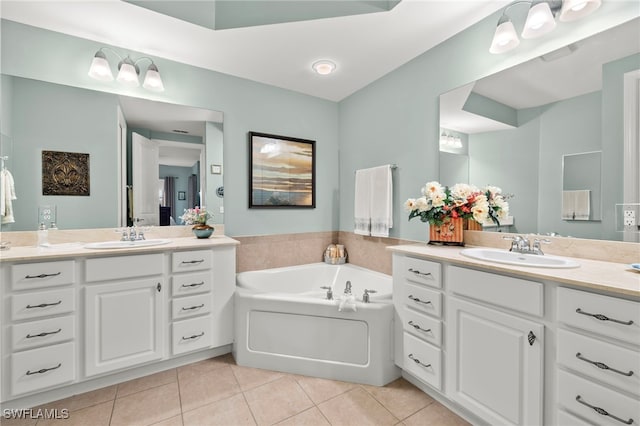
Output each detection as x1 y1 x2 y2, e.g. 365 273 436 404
556 287 640 425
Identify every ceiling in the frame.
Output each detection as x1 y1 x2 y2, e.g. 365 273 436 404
0 0 509 101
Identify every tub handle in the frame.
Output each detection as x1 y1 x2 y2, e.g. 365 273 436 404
320 286 333 300
408 295 431 305
408 321 431 334
408 353 431 369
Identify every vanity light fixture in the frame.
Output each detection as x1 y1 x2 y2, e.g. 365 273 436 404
490 0 601 54
312 60 336 75
88 48 165 92
440 131 462 149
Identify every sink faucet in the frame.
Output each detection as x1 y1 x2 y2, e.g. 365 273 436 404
503 235 550 255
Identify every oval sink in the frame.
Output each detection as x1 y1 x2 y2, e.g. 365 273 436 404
460 248 580 269
84 239 172 250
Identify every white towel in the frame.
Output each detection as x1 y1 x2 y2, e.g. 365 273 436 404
562 190 590 221
1 169 16 224
370 165 393 237
354 168 371 235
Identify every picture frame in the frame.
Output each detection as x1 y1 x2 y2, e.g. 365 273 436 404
42 150 90 196
249 131 316 208
211 164 222 174
178 191 186 200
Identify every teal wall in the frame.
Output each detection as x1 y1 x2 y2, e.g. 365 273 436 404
205 122 224 224
1 19 339 236
6 76 119 231
338 4 638 242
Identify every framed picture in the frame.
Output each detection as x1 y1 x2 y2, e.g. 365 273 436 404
42 150 90 196
211 164 222 174
249 131 315 208
178 191 186 200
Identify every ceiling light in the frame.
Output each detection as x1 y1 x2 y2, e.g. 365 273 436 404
312 60 336 75
490 0 599 54
559 0 601 22
88 48 165 92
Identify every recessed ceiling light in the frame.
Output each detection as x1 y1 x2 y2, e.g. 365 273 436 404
312 60 336 75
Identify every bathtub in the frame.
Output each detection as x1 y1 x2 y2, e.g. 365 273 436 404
233 263 400 386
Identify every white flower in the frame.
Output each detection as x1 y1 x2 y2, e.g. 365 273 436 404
431 193 446 208
404 198 417 212
415 197 430 212
471 200 489 223
422 181 444 198
484 185 502 199
451 183 478 201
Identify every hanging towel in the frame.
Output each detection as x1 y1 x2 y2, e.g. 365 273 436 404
562 190 590 221
1 169 17 224
370 165 393 237
354 168 371 235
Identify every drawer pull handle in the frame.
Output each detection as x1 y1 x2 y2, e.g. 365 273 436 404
182 332 205 340
576 309 634 325
181 304 205 311
182 281 205 288
576 395 633 425
181 260 205 264
408 268 432 278
26 300 62 309
408 321 431 334
576 353 634 377
408 353 431 368
25 272 61 279
26 363 62 376
408 295 431 305
26 328 62 339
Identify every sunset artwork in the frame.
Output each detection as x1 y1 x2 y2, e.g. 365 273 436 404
249 132 315 208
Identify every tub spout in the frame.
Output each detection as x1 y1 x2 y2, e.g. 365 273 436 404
344 281 352 295
320 286 333 300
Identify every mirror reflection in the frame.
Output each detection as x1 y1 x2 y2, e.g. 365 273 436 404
0 75 223 231
562 151 602 222
439 19 639 240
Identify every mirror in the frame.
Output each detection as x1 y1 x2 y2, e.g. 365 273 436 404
562 151 602 221
0 75 223 231
439 19 639 240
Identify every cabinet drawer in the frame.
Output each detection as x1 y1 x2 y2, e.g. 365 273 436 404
171 272 212 296
11 288 75 321
557 287 640 345
172 315 212 355
11 342 75 396
402 257 442 289
448 266 543 317
558 369 638 426
403 308 442 347
11 260 75 290
404 283 442 318
11 315 75 351
403 332 442 390
172 250 213 273
172 294 212 320
85 253 163 282
557 328 640 396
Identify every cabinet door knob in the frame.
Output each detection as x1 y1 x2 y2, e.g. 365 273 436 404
157 283 162 292
527 331 536 346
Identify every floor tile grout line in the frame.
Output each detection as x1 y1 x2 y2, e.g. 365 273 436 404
107 398 116 426
359 381 435 422
240 390 259 426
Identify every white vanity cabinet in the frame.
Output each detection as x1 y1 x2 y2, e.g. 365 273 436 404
4 260 77 397
84 254 164 377
556 287 640 426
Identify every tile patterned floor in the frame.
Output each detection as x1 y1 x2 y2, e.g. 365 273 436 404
4 354 470 426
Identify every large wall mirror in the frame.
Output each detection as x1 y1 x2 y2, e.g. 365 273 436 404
0 75 223 231
439 18 639 241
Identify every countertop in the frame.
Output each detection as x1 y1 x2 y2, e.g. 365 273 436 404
0 236 239 262
388 244 640 298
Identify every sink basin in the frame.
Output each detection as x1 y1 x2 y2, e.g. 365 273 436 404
460 248 580 269
84 239 172 250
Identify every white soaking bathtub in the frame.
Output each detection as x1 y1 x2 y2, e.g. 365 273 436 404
233 263 400 386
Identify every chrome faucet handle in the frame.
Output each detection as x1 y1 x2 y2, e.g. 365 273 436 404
362 289 377 303
137 229 145 240
502 235 521 251
120 230 129 241
532 238 551 255
344 281 352 294
320 286 333 300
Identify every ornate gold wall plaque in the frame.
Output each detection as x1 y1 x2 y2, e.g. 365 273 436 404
42 151 90 196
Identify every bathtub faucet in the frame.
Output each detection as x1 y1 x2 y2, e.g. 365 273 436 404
362 289 377 303
344 281 352 295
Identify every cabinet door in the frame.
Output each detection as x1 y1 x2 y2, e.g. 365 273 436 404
85 279 163 376
448 297 543 426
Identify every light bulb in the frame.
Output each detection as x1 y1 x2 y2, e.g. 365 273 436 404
490 18 520 54
559 0 601 22
142 64 164 92
117 58 140 87
88 51 114 81
312 60 336 75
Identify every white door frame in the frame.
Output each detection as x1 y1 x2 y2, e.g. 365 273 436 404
117 106 127 228
623 69 640 242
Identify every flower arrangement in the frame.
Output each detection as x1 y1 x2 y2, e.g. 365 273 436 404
179 207 213 227
405 181 509 227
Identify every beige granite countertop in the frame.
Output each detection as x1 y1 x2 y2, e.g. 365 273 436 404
388 244 640 298
0 235 239 262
